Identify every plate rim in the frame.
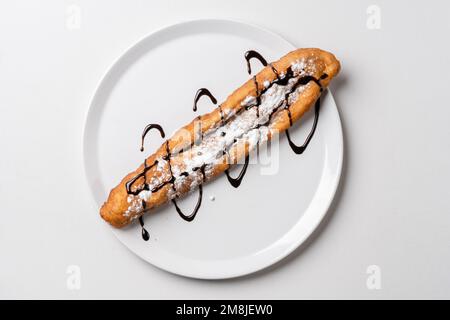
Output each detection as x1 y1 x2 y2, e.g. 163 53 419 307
83 18 343 279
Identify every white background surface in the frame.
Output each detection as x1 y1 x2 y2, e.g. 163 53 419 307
1 0 449 299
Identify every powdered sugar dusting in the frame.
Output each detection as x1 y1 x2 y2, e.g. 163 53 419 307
125 58 316 217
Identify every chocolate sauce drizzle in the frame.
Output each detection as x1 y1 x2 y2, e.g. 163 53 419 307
244 50 279 77
285 99 321 154
225 154 250 188
171 163 204 222
245 50 268 74
193 86 252 188
193 89 216 144
127 50 327 241
173 184 203 222
140 123 165 152
244 50 327 154
139 216 150 241
193 88 217 111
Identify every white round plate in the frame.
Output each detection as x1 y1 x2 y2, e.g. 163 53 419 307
84 19 343 279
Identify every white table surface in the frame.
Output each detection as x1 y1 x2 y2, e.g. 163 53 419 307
1 0 449 299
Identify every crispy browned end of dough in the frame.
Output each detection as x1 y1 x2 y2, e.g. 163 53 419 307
100 48 340 227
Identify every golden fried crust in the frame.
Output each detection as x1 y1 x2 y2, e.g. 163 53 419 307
100 48 340 227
